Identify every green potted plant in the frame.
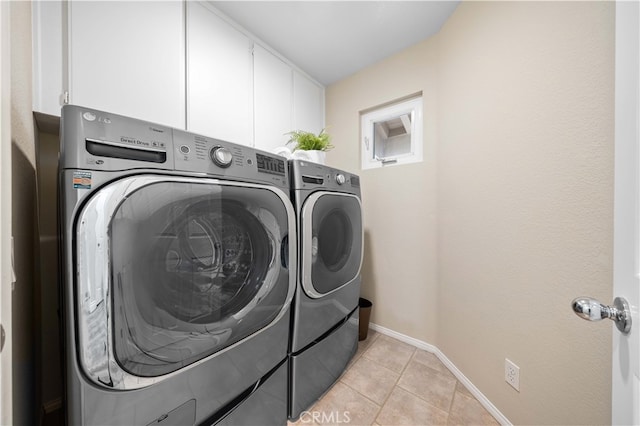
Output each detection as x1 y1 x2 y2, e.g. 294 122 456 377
286 129 333 164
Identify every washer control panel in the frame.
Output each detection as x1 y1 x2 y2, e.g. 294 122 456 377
60 105 288 190
256 153 286 176
210 146 233 168
174 129 287 187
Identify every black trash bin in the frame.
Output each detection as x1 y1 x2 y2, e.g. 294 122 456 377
358 298 373 341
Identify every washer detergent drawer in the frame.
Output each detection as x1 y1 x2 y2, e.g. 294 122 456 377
289 308 359 420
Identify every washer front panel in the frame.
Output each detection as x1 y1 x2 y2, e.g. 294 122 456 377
75 174 295 389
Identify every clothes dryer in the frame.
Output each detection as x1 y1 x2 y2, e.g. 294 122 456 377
288 160 363 420
59 105 295 425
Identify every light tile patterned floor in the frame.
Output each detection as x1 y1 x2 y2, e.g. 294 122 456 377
290 331 500 426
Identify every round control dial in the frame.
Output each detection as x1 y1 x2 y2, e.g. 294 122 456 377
210 146 233 168
335 174 346 185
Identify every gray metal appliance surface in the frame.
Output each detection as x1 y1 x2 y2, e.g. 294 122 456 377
288 159 363 420
59 105 295 425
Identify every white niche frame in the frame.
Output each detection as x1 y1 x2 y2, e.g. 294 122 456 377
361 95 423 170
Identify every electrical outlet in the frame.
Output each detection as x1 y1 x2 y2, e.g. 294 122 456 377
505 358 520 391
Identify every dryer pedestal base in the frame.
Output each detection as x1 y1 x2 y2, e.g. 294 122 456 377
288 309 359 420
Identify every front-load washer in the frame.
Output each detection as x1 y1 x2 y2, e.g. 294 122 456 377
288 160 363 420
59 105 296 425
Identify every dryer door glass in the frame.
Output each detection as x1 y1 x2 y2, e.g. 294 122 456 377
303 192 363 296
76 176 293 380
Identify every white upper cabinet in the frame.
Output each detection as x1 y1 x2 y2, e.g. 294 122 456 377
253 45 293 153
293 70 325 135
68 1 186 129
187 2 253 146
32 0 65 117
32 2 324 143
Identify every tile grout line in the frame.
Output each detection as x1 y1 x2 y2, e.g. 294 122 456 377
344 332 399 425
332 331 496 426
373 336 458 424
337 380 384 422
369 324 507 425
342 332 415 425
370 337 417 425
332 332 386 425
393 382 454 423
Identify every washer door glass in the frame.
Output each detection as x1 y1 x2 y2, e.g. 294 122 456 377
301 192 363 297
76 176 293 383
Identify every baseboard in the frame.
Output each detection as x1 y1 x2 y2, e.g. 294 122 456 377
369 323 511 426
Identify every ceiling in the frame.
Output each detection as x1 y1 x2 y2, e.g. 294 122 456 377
210 1 460 86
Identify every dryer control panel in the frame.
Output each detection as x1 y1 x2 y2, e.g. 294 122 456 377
290 160 360 195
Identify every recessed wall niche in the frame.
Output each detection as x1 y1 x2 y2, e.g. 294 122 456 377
360 94 423 169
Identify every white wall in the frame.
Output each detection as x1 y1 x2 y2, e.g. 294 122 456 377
0 1 13 423
437 2 614 424
326 2 614 424
327 36 440 345
9 2 37 425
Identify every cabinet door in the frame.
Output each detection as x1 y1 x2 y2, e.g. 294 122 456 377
69 1 185 129
32 0 65 117
293 70 325 135
253 45 292 153
187 2 252 146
